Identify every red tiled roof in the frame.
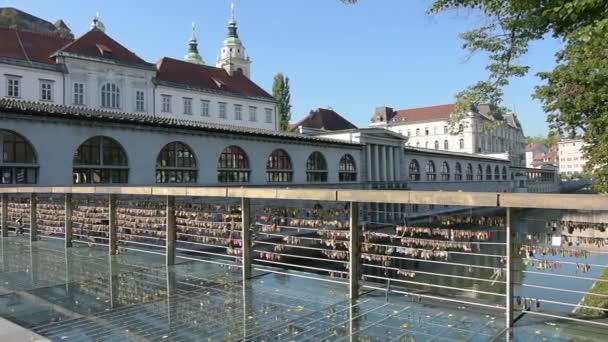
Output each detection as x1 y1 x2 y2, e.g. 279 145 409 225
155 57 274 99
391 104 455 123
55 28 152 67
0 27 72 64
290 108 357 131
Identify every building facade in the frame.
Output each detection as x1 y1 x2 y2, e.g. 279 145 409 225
0 8 277 130
0 100 361 187
370 104 526 167
558 138 589 175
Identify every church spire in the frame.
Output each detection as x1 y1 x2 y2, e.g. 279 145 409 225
184 23 204 65
216 0 251 78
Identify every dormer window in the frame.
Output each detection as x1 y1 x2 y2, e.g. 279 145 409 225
96 44 113 56
211 78 224 88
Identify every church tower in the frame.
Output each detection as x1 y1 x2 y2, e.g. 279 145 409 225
216 1 251 78
184 23 204 65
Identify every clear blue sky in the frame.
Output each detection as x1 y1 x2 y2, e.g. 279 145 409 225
8 0 560 136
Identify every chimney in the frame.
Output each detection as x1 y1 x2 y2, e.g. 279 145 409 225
372 107 395 123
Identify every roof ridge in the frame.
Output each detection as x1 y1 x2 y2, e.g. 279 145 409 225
396 103 455 112
0 26 72 41
54 28 152 66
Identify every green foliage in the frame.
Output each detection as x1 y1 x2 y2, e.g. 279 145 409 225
577 267 608 318
272 73 292 131
429 0 608 192
526 134 558 148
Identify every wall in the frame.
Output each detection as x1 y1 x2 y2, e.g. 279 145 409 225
0 114 361 186
154 84 276 130
404 152 513 193
0 64 64 104
383 114 526 167
558 139 588 175
62 57 156 114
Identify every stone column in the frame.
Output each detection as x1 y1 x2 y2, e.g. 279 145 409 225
388 147 394 182
366 144 372 183
380 146 386 182
373 144 380 182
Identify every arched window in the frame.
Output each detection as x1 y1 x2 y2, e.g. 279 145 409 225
101 83 120 108
0 130 37 184
494 165 500 180
416 142 420 147
73 136 128 184
502 166 508 180
476 164 483 181
440 161 450 181
486 165 492 180
409 160 420 181
266 149 292 183
458 123 464 133
218 145 250 183
454 162 463 181
424 141 428 148
338 154 357 182
426 160 436 181
156 142 197 183
466 163 473 181
443 140 449 150
434 140 439 150
306 152 328 182
459 138 464 149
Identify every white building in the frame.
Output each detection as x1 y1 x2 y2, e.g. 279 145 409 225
0 7 277 130
558 138 588 175
370 104 526 167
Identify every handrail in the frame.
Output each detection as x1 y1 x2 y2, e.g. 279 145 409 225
0 186 607 210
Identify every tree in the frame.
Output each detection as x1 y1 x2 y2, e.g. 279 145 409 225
273 73 292 131
427 1 608 192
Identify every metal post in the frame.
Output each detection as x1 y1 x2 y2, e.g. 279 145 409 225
29 193 37 242
108 194 117 255
349 201 360 299
64 194 72 248
506 207 514 329
166 196 176 266
241 197 252 280
1 193 7 238
109 256 118 309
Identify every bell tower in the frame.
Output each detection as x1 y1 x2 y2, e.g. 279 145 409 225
184 23 204 65
216 0 251 78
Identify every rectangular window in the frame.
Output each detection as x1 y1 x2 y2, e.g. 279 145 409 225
444 126 448 134
265 108 273 123
6 76 20 98
161 95 172 113
201 100 210 117
40 80 53 101
407 130 411 137
219 102 227 118
249 106 257 122
234 104 242 120
425 128 429 135
135 90 145 111
183 97 192 115
73 83 85 105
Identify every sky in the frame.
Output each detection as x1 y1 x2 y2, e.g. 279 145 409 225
7 0 561 136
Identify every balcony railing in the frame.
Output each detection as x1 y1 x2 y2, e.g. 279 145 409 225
1 186 608 339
